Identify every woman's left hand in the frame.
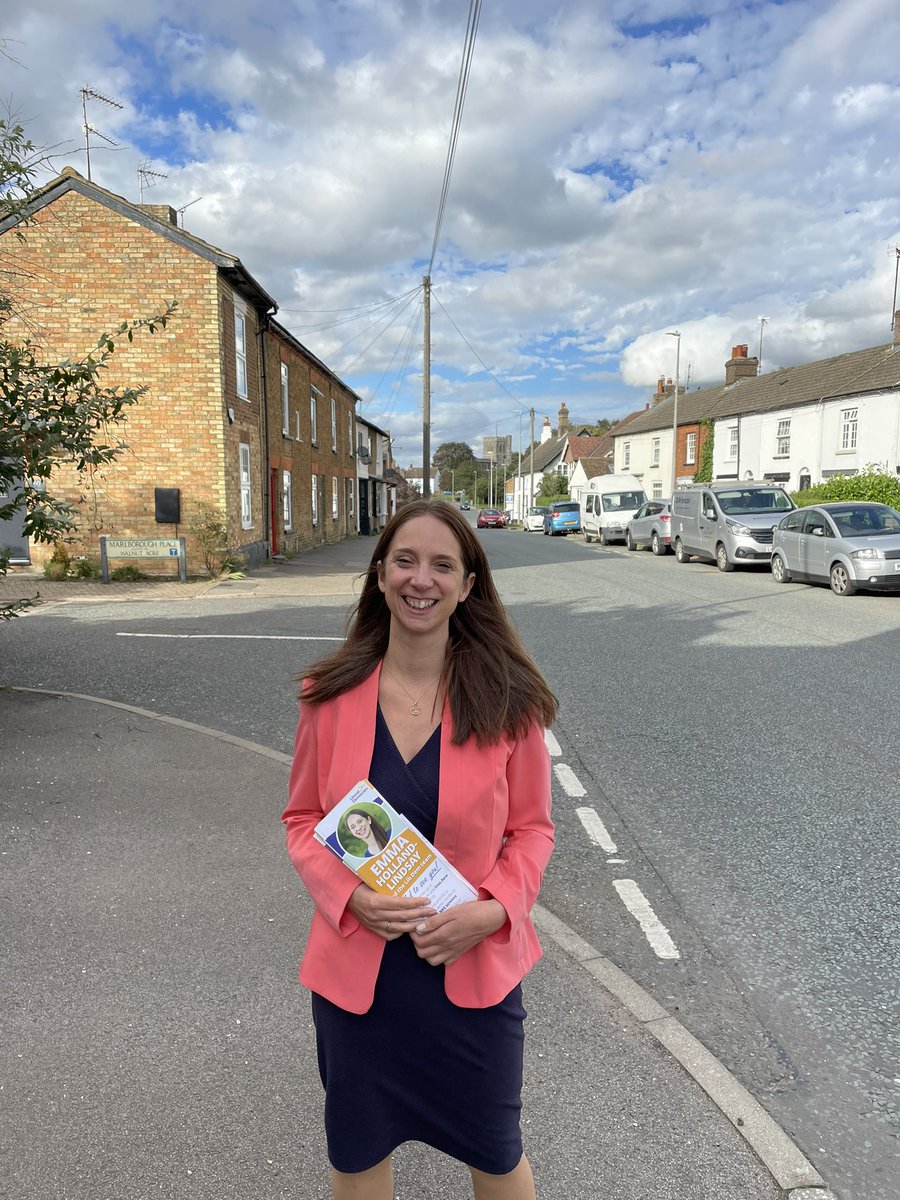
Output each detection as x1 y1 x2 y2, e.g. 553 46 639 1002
411 898 507 967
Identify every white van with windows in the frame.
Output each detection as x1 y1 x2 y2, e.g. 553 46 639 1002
582 474 648 545
671 483 795 572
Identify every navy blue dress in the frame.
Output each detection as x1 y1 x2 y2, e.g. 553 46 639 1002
311 707 526 1175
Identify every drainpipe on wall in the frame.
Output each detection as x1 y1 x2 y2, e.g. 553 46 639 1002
258 313 276 557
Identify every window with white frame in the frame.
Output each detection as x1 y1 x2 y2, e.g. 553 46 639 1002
348 411 354 454
331 398 337 452
239 443 252 527
234 309 248 399
623 442 631 468
728 426 739 458
310 386 320 444
295 410 301 440
685 431 697 464
776 419 791 456
280 362 289 435
332 475 339 518
311 475 318 526
840 407 858 450
348 477 355 516
282 469 292 530
652 438 660 465
652 479 663 499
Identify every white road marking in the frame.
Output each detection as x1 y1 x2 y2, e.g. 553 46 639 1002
553 762 586 797
576 806 618 853
544 729 562 756
612 879 680 960
116 633 343 641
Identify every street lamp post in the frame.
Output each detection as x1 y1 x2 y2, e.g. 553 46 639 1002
667 331 681 494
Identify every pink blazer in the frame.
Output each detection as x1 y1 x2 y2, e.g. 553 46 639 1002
282 663 554 1013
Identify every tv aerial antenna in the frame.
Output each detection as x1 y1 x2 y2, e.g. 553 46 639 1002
889 246 899 336
176 196 204 227
138 161 168 202
80 87 123 182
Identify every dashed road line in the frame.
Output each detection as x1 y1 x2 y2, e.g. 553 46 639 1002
544 728 562 756
576 806 618 854
553 762 586 797
612 879 680 960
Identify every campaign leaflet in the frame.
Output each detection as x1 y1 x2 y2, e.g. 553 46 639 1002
314 779 477 911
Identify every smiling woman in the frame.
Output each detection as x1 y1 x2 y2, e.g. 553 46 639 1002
282 498 558 1200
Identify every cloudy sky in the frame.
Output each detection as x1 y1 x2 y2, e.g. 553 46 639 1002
5 0 899 466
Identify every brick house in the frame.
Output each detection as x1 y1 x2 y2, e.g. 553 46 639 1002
0 167 365 571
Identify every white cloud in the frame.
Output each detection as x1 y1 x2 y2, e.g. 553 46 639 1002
4 1 900 466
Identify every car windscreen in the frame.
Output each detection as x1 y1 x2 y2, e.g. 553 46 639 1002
551 503 579 513
829 506 900 536
716 489 793 514
528 507 547 515
600 491 644 512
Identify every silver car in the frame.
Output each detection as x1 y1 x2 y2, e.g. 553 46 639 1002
771 502 900 596
626 500 672 555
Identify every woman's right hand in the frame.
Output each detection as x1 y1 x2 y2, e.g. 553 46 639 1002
347 884 437 941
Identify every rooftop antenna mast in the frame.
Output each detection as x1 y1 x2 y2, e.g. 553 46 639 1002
176 196 204 227
890 246 899 336
80 87 123 182
138 161 168 203
757 315 768 374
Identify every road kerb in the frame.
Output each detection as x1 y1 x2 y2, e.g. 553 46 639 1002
532 903 830 1196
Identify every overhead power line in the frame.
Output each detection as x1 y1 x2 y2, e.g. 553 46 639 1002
431 288 523 406
427 0 483 275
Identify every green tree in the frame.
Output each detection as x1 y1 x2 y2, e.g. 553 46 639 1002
537 471 568 501
432 441 474 490
0 113 176 620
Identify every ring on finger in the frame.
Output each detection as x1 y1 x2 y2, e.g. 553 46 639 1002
386 921 393 932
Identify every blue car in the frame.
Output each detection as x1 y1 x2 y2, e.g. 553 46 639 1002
543 501 581 536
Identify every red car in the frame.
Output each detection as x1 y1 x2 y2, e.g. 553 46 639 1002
477 508 505 528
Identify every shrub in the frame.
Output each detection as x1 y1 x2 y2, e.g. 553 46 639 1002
791 467 900 509
43 560 68 580
72 557 101 578
109 564 148 581
189 502 242 576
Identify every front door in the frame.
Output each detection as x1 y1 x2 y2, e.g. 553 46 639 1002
269 468 279 555
0 483 30 563
359 478 370 535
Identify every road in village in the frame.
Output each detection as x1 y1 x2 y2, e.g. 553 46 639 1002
2 520 898 1200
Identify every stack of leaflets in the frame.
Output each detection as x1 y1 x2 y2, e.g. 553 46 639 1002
314 779 476 911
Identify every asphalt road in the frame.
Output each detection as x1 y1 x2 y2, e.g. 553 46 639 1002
2 522 898 1199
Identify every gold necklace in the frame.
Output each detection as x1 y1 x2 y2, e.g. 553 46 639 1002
386 667 442 717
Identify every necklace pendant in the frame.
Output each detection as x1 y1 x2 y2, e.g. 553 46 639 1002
409 701 422 717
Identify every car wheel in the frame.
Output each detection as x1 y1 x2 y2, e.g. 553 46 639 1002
599 529 608 546
771 554 792 584
584 529 593 543
830 562 857 597
651 531 664 556
674 538 688 563
626 531 636 551
716 543 734 573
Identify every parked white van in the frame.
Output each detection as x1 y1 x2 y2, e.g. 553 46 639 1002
671 483 795 572
582 474 648 545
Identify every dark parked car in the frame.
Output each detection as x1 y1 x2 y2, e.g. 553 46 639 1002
770 502 900 596
626 500 672 555
477 508 505 528
460 501 471 510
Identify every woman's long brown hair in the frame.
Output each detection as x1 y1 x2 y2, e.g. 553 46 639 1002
300 499 558 744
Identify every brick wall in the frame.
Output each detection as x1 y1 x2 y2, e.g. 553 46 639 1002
0 187 260 574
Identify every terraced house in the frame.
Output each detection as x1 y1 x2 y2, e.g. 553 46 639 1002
0 167 377 571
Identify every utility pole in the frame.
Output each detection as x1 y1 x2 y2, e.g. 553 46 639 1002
528 408 535 513
422 275 431 498
517 411 524 522
667 331 681 494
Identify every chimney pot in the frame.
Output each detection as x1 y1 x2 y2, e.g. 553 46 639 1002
731 344 748 359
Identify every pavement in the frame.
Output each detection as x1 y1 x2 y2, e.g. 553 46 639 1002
1 538 840 1200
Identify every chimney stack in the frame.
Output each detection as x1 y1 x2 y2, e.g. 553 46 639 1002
557 402 570 436
725 343 759 386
